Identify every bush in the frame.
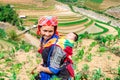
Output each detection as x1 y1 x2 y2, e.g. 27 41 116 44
99 46 108 52
94 35 107 45
92 68 103 80
111 46 120 56
19 40 33 52
17 26 25 30
114 76 120 80
7 30 19 41
0 28 6 38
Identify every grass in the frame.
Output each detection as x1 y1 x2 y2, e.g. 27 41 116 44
0 1 55 10
58 18 88 26
27 18 38 22
58 17 83 22
13 3 37 10
95 20 119 36
59 15 84 19
91 23 109 35
84 19 94 27
14 3 54 10
58 16 84 22
0 39 14 50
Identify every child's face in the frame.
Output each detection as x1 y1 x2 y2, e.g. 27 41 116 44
66 32 76 41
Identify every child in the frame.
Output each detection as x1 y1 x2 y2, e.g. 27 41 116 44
57 32 78 63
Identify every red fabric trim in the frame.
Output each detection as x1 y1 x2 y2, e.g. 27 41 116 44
38 48 42 54
64 47 73 64
64 46 73 56
66 64 74 77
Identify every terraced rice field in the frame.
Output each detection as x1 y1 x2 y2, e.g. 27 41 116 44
1 0 118 36
105 6 120 19
79 23 103 34
58 15 118 36
95 22 118 36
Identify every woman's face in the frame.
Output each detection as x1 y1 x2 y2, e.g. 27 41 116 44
40 26 54 41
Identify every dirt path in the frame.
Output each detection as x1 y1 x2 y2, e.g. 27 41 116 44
24 33 40 48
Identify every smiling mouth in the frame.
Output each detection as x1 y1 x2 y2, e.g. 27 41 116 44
43 36 50 39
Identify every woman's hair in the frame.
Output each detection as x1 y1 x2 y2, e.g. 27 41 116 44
54 26 58 34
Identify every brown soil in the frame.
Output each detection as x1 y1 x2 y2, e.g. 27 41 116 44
75 39 120 79
100 0 120 10
15 51 39 80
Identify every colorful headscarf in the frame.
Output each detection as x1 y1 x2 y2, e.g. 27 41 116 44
38 16 58 26
37 16 58 35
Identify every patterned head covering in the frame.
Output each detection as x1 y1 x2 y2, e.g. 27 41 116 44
38 16 58 26
37 16 58 35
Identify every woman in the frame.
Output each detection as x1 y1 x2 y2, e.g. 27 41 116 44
36 16 72 80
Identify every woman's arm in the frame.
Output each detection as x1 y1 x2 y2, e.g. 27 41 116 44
36 64 52 74
49 46 66 74
36 46 66 74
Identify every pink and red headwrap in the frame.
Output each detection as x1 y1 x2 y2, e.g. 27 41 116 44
37 16 58 35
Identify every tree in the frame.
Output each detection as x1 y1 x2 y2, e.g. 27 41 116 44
0 4 22 26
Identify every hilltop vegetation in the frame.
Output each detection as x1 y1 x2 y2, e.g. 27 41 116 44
0 4 22 26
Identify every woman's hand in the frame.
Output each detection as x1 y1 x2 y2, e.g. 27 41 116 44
31 67 37 74
36 64 43 73
36 64 53 74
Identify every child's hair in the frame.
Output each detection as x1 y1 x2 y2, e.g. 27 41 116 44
73 32 78 42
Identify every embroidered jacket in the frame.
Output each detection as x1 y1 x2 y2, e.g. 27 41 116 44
38 34 66 74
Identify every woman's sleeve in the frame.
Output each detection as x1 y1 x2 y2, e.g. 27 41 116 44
49 46 66 74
